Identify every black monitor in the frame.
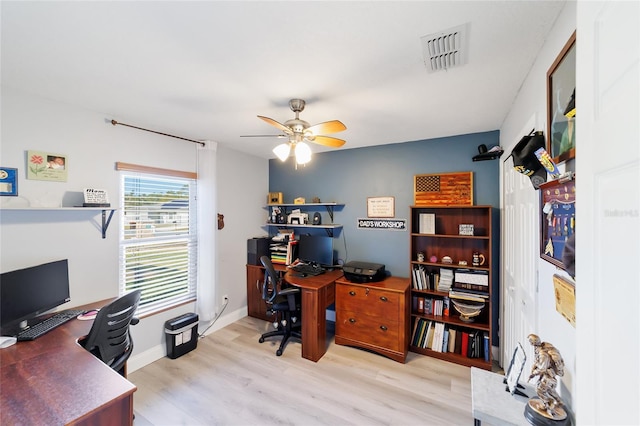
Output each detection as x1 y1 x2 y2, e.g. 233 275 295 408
298 235 334 267
1 259 71 336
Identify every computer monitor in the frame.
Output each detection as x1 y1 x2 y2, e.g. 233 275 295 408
298 235 334 267
1 259 71 336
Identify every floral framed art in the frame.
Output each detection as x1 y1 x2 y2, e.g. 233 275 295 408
27 151 68 182
546 31 576 164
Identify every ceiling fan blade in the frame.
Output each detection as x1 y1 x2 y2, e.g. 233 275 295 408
257 115 292 134
306 120 346 135
310 135 346 148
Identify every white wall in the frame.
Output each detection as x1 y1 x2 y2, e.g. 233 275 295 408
0 87 268 370
499 0 577 408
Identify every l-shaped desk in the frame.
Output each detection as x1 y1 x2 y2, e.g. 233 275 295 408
0 299 136 425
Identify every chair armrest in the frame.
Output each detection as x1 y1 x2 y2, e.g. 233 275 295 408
279 287 300 296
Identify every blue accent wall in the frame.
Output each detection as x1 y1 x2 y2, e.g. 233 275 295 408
269 131 502 342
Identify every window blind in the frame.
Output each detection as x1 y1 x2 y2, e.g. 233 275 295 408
119 172 197 316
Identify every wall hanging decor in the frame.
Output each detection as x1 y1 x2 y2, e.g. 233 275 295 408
540 176 575 269
547 31 576 164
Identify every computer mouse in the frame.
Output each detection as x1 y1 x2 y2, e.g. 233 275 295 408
0 336 17 349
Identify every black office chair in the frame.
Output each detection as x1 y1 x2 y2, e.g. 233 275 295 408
79 289 141 377
258 255 301 356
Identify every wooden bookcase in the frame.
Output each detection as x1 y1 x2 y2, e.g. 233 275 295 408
408 205 493 370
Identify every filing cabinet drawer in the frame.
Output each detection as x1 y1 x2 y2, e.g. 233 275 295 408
336 283 402 319
336 310 401 352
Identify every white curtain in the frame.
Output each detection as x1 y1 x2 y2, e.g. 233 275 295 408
196 141 217 322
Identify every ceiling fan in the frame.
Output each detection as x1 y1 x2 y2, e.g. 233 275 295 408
243 99 347 165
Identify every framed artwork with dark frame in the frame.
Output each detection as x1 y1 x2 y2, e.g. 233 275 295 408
547 31 576 164
540 177 576 269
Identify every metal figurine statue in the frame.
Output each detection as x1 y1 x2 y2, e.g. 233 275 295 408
526 334 568 423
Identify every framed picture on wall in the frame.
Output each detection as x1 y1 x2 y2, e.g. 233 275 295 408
546 31 576 164
540 177 575 269
0 167 18 196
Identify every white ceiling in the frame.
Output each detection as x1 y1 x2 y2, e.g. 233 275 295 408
1 1 566 159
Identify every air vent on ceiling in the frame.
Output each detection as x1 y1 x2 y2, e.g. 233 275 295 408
421 24 468 73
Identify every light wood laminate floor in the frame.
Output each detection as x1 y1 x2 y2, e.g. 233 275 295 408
129 316 474 425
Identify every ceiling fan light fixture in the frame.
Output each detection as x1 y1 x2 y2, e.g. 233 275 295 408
273 143 291 161
295 142 312 165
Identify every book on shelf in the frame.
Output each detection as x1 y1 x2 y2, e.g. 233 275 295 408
461 331 469 357
483 332 490 362
419 213 435 234
442 327 449 353
448 328 457 353
443 297 450 316
448 289 488 302
418 321 427 348
425 321 436 349
455 330 463 354
417 297 425 313
452 281 490 294
454 269 489 286
424 298 432 315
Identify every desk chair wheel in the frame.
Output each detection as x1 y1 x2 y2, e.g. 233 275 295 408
276 349 283 356
259 336 265 343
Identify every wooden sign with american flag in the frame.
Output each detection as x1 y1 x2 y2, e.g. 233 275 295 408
414 172 473 206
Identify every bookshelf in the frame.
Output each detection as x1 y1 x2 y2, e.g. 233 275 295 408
409 205 493 370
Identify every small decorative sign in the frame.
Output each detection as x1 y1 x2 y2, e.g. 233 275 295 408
459 224 475 236
357 218 406 231
27 151 68 182
0 167 18 196
367 196 395 218
83 188 110 207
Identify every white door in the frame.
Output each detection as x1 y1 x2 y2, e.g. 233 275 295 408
576 2 639 424
501 155 538 373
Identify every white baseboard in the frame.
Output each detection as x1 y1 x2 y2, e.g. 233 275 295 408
127 306 247 373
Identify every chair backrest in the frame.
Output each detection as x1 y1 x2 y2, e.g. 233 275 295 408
80 290 141 373
260 255 279 304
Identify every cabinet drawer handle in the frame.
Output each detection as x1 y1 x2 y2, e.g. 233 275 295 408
349 318 356 323
349 291 356 296
379 296 388 302
380 325 388 331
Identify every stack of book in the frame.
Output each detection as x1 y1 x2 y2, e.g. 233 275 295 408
437 268 454 292
449 269 489 302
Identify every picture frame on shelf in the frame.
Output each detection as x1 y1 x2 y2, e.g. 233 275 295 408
504 342 527 397
0 167 18 196
540 177 575 269
546 31 576 164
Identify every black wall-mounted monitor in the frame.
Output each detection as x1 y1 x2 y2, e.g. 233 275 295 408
1 259 71 336
298 234 334 267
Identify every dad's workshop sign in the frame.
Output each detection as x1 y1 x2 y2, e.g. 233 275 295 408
357 218 406 231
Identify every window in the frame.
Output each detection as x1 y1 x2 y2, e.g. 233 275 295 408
118 164 197 316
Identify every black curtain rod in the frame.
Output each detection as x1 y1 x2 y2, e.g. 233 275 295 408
111 120 206 146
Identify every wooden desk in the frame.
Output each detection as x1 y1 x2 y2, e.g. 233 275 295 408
0 299 137 425
284 269 342 362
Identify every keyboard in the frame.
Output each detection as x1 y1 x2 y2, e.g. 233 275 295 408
291 263 325 276
17 309 86 341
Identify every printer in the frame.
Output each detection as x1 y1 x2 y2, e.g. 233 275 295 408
342 261 386 283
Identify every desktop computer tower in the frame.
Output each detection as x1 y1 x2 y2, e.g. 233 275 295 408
247 237 270 265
